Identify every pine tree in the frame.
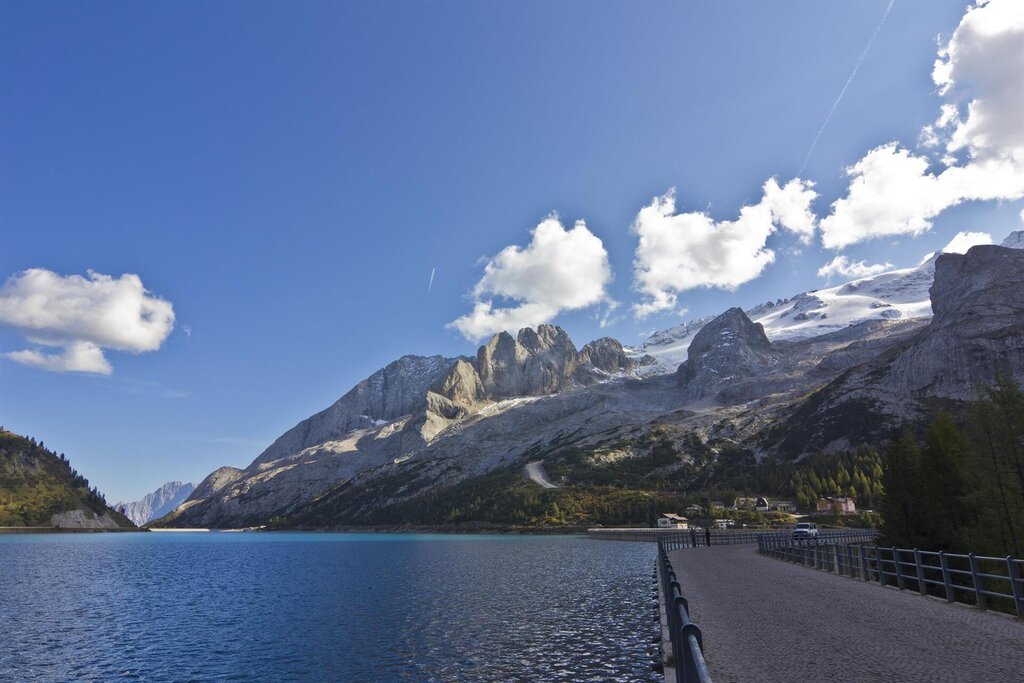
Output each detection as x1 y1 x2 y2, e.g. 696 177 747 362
881 430 924 548
919 413 972 549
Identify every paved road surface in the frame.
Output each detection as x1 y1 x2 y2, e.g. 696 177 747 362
524 461 559 489
669 544 1024 682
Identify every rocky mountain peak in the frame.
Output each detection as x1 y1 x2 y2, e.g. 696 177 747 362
579 337 634 374
252 354 456 466
116 480 196 526
688 307 770 357
676 307 777 399
476 325 581 399
1001 230 1024 250
930 245 1024 330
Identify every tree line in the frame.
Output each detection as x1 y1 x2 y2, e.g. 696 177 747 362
881 374 1024 557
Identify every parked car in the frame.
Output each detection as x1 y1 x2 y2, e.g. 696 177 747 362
792 522 819 540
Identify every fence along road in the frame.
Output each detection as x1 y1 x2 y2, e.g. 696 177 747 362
667 543 1024 683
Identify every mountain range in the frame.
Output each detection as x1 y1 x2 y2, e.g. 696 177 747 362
153 233 1024 529
115 481 195 526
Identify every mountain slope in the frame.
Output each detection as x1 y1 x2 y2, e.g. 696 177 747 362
155 329 654 528
768 244 1024 456
161 233 1024 529
116 481 195 526
0 430 134 528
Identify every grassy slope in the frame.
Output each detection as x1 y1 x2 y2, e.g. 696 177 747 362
0 429 134 527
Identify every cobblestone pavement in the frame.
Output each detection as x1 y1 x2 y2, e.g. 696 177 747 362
668 544 1024 682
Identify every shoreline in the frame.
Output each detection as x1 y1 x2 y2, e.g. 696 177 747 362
0 526 145 534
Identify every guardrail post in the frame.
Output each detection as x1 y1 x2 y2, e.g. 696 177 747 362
1007 557 1023 618
893 548 905 590
831 544 839 574
914 549 926 595
939 551 954 603
859 545 869 581
968 553 987 611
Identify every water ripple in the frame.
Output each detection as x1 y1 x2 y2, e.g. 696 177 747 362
0 533 658 681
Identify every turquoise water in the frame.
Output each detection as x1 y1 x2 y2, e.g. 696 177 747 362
0 532 658 681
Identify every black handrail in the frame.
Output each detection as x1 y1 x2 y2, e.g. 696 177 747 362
657 538 714 683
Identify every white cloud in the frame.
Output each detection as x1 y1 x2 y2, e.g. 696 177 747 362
941 230 993 254
6 341 112 374
0 269 175 374
448 216 613 341
631 178 817 318
821 0 1024 249
817 255 893 281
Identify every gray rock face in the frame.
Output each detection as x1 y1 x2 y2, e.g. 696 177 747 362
676 308 777 400
1002 230 1024 250
115 480 196 525
190 466 245 501
50 509 122 529
253 355 456 465
476 325 580 399
578 337 635 375
883 245 1024 400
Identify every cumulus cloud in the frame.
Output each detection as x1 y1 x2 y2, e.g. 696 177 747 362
0 269 175 374
631 178 817 318
821 0 1024 249
817 255 893 281
942 230 993 254
448 216 613 341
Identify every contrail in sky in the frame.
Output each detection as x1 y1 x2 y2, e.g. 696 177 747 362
426 266 435 297
798 0 896 176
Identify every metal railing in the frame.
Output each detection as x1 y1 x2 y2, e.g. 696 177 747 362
660 527 879 551
657 538 713 683
758 536 1024 617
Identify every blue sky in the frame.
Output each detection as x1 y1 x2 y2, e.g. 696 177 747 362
2 0 1022 502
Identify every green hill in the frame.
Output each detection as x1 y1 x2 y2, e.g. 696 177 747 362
0 429 134 529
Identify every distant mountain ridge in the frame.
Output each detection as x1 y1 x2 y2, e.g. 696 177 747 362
116 481 195 526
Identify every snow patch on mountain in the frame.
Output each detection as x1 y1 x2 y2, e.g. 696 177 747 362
638 235 1024 370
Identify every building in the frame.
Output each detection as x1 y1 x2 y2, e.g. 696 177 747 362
685 504 703 515
713 518 735 530
657 513 690 529
755 496 771 512
769 500 797 513
816 497 857 515
733 497 758 510
709 501 725 510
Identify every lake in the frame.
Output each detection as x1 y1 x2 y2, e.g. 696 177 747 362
0 532 658 681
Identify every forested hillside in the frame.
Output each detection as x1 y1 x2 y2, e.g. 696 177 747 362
0 428 133 528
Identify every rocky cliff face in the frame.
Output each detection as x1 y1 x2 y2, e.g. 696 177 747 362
883 245 1024 400
116 481 196 526
578 337 635 375
475 325 580 399
253 355 456 466
676 308 777 401
769 244 1024 456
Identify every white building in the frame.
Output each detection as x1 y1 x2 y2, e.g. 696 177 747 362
657 513 689 529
